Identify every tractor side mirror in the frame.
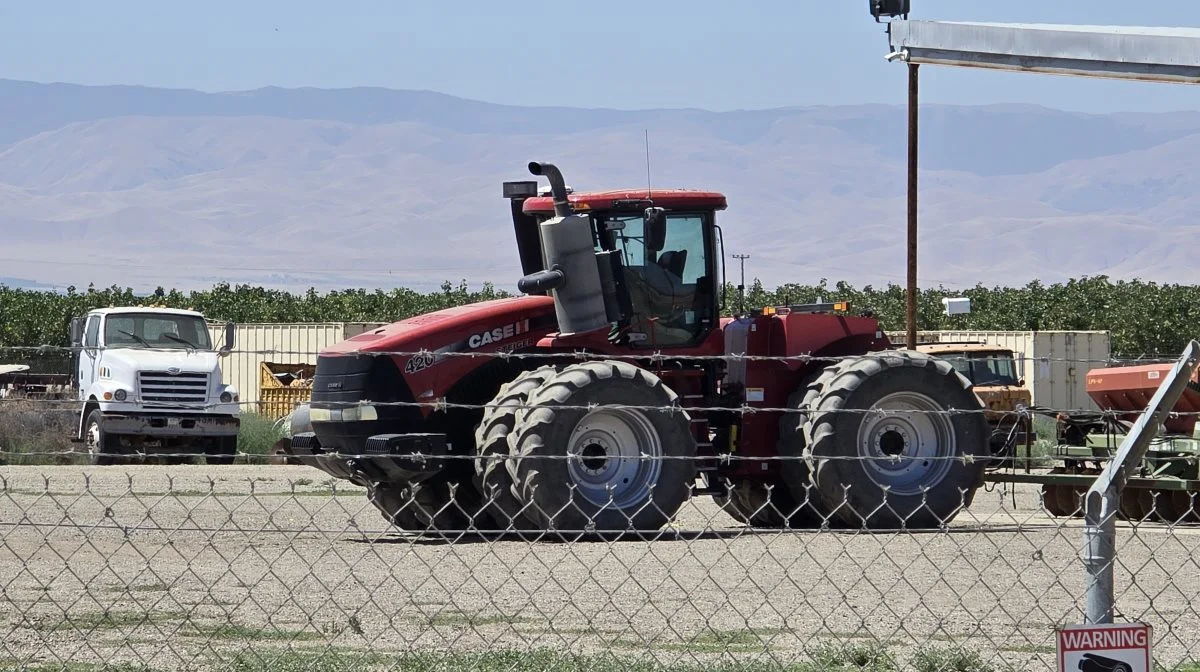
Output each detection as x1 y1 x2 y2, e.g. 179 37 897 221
220 322 235 356
69 318 84 347
644 207 667 252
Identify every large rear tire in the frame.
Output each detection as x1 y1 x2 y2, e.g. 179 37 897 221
366 482 425 530
508 360 696 538
711 474 824 528
366 475 483 534
474 365 559 534
801 350 990 529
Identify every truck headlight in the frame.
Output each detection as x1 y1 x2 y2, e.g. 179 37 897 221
113 389 127 401
220 391 233 403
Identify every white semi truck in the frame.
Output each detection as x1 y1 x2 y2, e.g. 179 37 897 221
68 307 242 465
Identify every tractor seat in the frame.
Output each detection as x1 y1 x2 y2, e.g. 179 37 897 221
657 249 687 278
621 262 697 346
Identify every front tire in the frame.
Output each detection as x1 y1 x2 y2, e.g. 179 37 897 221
206 436 238 465
474 365 559 535
84 410 123 466
508 361 696 538
801 350 990 529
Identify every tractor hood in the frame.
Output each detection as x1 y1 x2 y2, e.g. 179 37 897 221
306 295 560 451
319 295 560 394
325 295 557 358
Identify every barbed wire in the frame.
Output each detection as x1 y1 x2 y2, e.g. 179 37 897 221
0 343 1134 365
0 395 1171 418
0 449 999 463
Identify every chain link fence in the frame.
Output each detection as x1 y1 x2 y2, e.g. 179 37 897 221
2 344 1200 671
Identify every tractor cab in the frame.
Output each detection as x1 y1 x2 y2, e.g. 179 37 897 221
505 165 728 349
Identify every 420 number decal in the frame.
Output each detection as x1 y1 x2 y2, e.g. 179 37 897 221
404 353 436 374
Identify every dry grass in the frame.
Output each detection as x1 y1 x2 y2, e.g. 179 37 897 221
0 398 79 465
0 404 285 466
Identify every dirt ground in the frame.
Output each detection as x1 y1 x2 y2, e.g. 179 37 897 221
1 464 1199 671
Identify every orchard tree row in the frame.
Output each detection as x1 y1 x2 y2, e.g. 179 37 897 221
724 275 1198 358
0 275 1195 359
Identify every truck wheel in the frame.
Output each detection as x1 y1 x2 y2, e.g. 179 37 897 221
1041 469 1072 517
83 410 122 466
206 437 238 465
508 360 696 539
474 365 559 535
802 350 990 529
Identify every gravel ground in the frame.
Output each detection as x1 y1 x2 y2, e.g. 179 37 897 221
1 464 1199 671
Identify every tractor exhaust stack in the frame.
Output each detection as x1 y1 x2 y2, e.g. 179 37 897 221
528 162 571 217
520 161 611 337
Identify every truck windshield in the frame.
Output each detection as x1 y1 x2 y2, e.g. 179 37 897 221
104 314 213 350
946 352 1020 386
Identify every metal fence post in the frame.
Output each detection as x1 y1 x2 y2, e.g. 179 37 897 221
1082 340 1200 624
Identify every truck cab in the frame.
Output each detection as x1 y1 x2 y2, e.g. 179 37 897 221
915 342 1034 461
69 307 242 465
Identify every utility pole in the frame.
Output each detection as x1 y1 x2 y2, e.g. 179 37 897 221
733 254 750 315
906 62 919 351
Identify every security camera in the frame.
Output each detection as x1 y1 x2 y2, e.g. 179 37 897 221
870 0 911 21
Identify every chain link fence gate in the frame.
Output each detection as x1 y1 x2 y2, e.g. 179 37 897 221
3 345 1200 671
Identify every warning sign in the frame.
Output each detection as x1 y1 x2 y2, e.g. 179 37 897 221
1057 623 1151 672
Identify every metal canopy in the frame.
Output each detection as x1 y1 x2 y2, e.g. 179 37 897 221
887 20 1200 83
880 17 1200 347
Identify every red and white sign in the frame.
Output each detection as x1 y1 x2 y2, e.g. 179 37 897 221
1057 623 1151 672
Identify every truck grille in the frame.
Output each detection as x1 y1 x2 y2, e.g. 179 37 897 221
139 371 209 404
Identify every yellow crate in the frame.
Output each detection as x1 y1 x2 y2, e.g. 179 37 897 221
260 362 317 390
259 387 312 421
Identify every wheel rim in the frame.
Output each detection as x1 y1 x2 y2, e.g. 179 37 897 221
855 391 956 496
566 407 663 509
86 421 102 461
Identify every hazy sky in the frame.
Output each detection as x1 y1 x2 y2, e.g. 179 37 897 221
2 1 1199 112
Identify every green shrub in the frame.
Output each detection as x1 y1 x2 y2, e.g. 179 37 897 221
236 412 287 464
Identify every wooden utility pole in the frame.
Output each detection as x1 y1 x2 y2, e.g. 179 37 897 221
906 62 919 350
733 253 750 315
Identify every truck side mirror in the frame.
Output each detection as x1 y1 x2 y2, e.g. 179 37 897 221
644 207 667 252
69 318 84 347
221 322 235 355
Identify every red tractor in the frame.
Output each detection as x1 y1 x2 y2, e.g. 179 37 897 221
286 161 990 534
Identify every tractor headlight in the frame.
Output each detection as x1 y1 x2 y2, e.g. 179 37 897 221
113 389 127 402
342 405 379 422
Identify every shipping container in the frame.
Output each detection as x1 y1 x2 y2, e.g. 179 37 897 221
206 322 386 417
885 330 1111 412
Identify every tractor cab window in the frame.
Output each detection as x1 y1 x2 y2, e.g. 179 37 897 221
598 212 712 347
